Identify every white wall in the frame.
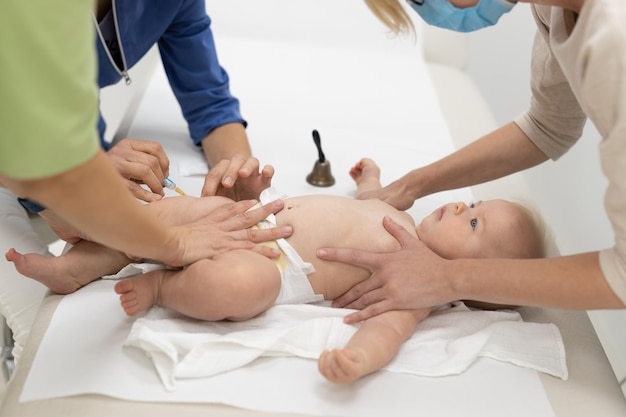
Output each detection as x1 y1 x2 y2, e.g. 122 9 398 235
463 2 626 391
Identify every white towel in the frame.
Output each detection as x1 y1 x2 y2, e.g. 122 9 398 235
101 262 167 280
124 302 567 391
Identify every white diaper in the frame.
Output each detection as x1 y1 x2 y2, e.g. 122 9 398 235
258 187 324 305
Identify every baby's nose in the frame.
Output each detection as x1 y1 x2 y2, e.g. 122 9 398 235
454 202 468 215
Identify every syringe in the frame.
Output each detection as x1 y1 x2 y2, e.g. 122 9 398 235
163 177 187 196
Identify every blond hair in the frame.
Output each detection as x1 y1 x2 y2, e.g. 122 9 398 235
363 0 415 35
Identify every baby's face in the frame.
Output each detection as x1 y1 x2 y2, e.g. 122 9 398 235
416 199 524 259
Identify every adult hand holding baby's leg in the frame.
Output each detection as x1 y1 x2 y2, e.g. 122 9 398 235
165 198 292 267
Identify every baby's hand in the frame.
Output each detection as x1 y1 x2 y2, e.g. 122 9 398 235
318 348 369 384
349 160 365 182
349 158 380 185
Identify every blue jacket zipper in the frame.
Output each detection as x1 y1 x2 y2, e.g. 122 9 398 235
93 0 132 85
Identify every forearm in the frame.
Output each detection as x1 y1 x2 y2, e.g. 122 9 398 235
201 123 251 167
5 150 177 264
355 177 382 196
346 309 427 372
451 252 626 310
405 122 548 200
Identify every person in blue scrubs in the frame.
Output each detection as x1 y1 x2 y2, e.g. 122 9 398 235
95 0 269 203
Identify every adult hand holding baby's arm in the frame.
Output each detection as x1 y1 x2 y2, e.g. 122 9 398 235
318 216 450 323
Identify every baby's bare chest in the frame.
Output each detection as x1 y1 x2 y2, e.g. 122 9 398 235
276 195 415 256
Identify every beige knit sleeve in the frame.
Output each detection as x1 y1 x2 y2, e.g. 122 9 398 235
514 8 586 161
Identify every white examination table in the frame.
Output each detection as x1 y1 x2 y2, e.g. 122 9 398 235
2 1 626 416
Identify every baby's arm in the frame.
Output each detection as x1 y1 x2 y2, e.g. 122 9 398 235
318 308 430 384
350 158 382 198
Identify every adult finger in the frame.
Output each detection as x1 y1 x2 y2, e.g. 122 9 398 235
199 198 258 223
220 154 248 187
202 159 230 197
261 164 275 179
108 149 166 194
316 247 378 272
259 165 274 190
238 157 261 179
226 239 283 259
203 230 286 259
342 299 394 324
382 216 418 248
124 179 163 203
126 161 165 195
331 272 383 308
246 223 293 243
120 138 170 171
111 139 169 179
223 199 285 231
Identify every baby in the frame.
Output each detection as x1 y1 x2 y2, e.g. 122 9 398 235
6 158 545 384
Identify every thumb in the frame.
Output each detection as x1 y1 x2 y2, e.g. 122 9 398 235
382 216 418 249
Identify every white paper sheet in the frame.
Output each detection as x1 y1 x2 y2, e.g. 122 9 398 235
21 280 556 417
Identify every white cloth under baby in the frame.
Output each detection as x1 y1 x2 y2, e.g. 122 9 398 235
124 301 567 391
102 262 167 280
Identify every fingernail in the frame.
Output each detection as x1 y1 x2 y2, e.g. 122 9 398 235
273 200 284 208
317 249 327 257
281 226 293 234
240 167 250 176
223 177 233 186
272 248 281 257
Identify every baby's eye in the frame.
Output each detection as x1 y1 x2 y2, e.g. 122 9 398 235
470 218 478 230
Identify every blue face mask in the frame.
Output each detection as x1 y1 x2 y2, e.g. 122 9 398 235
406 0 516 32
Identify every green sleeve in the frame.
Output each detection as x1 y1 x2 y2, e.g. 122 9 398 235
0 0 100 179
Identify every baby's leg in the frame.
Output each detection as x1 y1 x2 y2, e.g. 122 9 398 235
318 308 430 384
6 241 132 295
350 158 382 198
115 249 281 320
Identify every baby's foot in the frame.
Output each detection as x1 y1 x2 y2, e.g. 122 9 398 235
114 270 163 316
5 248 84 294
349 158 381 185
318 348 370 384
